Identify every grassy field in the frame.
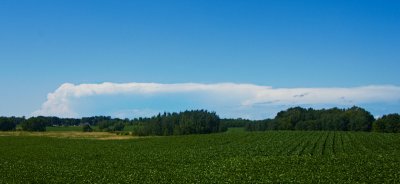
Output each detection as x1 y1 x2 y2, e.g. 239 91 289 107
46 125 133 132
0 131 134 140
0 129 399 183
46 126 86 132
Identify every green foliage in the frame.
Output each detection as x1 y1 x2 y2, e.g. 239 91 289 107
131 110 221 136
81 116 113 126
0 117 16 131
82 124 93 132
113 122 125 131
98 120 125 132
345 106 375 131
246 106 376 132
0 116 129 129
0 131 399 183
0 106 397 134
97 120 113 131
218 118 252 132
220 118 250 128
21 117 47 131
373 113 400 133
244 119 272 131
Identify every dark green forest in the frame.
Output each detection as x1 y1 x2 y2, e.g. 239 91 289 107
245 106 400 133
130 110 221 136
0 107 400 134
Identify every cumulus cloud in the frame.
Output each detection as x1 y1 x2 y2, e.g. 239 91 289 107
32 82 400 119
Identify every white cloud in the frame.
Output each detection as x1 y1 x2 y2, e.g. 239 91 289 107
32 82 400 119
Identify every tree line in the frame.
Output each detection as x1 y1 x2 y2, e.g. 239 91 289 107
130 110 221 136
244 106 400 133
0 116 130 132
0 110 222 135
0 107 399 133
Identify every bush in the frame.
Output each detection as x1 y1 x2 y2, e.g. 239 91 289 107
82 124 93 132
21 118 46 131
98 120 125 132
113 122 125 131
98 120 112 131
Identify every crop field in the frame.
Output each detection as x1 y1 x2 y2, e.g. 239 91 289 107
0 129 399 183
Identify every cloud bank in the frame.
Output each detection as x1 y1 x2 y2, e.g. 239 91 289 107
33 82 400 119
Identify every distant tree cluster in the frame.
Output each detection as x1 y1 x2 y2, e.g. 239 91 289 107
0 116 130 132
0 117 17 131
82 124 93 132
373 114 400 133
131 110 221 136
244 119 274 131
98 120 125 132
220 118 251 128
0 107 399 134
20 117 47 131
245 106 376 132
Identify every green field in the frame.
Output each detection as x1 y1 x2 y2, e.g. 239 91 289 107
46 126 85 132
1 129 399 183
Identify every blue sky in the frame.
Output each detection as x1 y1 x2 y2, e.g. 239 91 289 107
1 0 399 119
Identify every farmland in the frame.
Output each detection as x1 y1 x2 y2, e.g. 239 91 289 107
0 129 399 183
